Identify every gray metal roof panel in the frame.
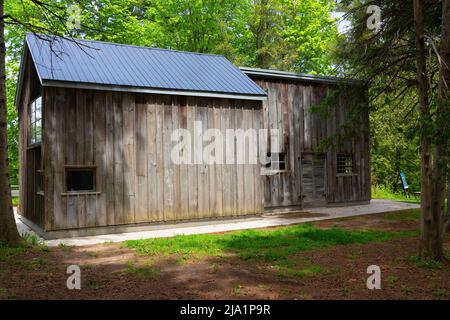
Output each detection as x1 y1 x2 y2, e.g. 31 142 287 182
25 33 267 98
240 67 364 86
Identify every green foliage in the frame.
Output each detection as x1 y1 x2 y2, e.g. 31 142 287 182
4 0 339 190
6 60 19 186
372 185 420 204
11 197 19 207
237 0 338 73
334 1 448 194
370 93 421 192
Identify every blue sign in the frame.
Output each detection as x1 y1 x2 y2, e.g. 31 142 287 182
399 172 409 190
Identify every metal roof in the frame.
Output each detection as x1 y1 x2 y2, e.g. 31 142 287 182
22 33 267 101
240 67 364 86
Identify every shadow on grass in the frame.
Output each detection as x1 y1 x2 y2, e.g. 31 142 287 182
383 209 420 222
125 224 414 266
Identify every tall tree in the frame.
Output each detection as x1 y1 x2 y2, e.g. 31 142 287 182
336 0 449 260
0 0 20 245
241 0 338 73
0 0 91 245
438 0 450 231
413 0 442 260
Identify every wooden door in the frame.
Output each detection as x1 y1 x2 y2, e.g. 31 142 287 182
301 153 327 207
25 146 44 227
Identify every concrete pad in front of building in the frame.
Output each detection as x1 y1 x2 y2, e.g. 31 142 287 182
15 199 419 247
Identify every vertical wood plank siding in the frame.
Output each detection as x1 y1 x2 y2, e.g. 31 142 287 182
252 78 370 208
18 52 45 227
19 56 370 232
43 88 264 231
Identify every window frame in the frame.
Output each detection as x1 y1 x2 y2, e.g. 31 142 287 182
262 151 289 175
336 153 355 176
64 166 97 194
28 96 43 146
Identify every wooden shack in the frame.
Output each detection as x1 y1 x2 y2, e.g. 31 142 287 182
241 68 371 210
16 34 370 238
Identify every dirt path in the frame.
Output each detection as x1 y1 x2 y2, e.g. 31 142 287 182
1 211 449 300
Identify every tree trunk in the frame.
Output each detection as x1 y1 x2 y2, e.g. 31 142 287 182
413 0 444 260
439 0 450 234
0 0 21 246
446 178 450 232
447 178 450 217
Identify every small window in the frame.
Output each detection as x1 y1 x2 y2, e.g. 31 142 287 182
337 154 354 174
66 168 95 192
265 152 287 171
29 96 42 145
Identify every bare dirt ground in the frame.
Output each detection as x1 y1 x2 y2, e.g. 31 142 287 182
1 210 449 300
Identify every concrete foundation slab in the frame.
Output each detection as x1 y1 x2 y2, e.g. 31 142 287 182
15 199 420 247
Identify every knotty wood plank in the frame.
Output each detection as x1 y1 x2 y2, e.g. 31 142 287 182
93 91 107 226
105 91 115 225
54 88 68 228
178 99 190 219
146 96 158 221
123 93 136 224
187 98 198 219
155 96 165 220
113 92 125 224
135 94 149 223
171 96 182 220
163 95 175 220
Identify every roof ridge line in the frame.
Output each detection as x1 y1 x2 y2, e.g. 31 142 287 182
25 32 225 58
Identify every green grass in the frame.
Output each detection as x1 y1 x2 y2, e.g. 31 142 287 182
372 185 420 204
0 242 26 262
123 260 159 279
232 284 243 296
21 232 49 252
434 288 448 299
21 232 42 246
0 232 49 263
57 243 73 252
284 264 324 278
125 223 414 274
88 278 101 290
409 255 444 270
383 209 421 222
28 257 45 270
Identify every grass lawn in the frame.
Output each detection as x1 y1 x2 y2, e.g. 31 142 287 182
1 208 449 300
125 223 414 274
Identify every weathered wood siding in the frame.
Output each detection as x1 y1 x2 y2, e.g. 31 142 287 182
18 51 44 227
253 78 370 208
43 87 263 231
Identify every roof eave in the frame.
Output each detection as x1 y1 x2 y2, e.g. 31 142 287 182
240 67 364 86
14 38 29 109
41 80 268 101
15 34 44 109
